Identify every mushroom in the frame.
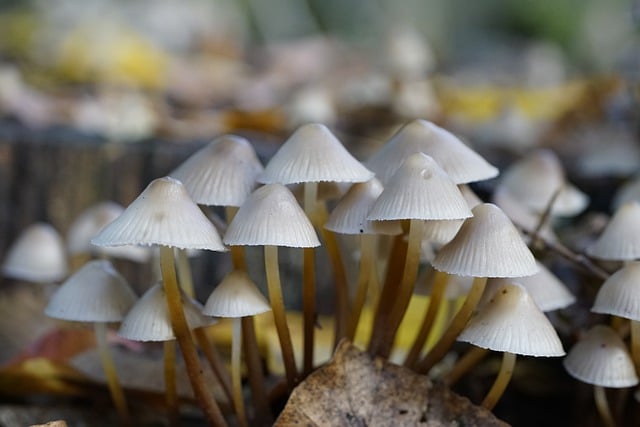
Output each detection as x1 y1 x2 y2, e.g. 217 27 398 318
223 183 319 389
457 282 565 409
92 176 228 427
259 123 373 371
45 260 137 425
366 153 472 358
324 178 401 341
416 203 538 374
586 201 640 261
203 270 272 427
3 223 68 284
564 325 638 427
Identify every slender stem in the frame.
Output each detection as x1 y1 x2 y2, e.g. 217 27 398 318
225 207 247 271
594 385 616 427
231 318 248 427
417 276 487 374
195 328 234 405
445 346 489 386
302 247 316 376
631 320 640 372
241 316 272 424
176 249 195 297
404 270 449 368
368 234 408 355
94 322 131 426
159 246 228 427
482 352 517 410
264 245 298 389
164 340 179 427
346 234 377 341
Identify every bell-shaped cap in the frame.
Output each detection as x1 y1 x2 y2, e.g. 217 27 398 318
563 325 638 388
367 153 473 221
458 282 565 356
203 270 271 318
586 202 640 261
592 261 640 321
67 201 151 262
366 119 498 185
432 203 538 278
2 223 68 283
92 177 226 251
486 262 575 312
497 149 588 217
224 184 320 248
118 283 212 342
259 123 373 185
170 135 264 207
325 178 401 235
45 260 137 322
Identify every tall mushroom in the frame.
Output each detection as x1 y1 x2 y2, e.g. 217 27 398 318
92 176 228 427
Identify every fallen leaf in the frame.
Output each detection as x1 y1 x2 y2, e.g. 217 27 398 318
275 340 509 427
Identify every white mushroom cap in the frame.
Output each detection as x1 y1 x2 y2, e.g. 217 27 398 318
458 282 565 356
367 153 473 221
2 223 68 283
613 175 640 210
118 283 212 342
586 202 640 261
432 203 538 278
91 177 227 251
45 260 137 322
497 149 588 217
169 135 264 207
259 123 373 185
223 184 320 248
492 186 558 242
366 119 498 185
203 270 271 318
563 325 639 388
592 261 640 321
487 262 575 312
324 178 402 235
422 219 464 245
66 201 151 262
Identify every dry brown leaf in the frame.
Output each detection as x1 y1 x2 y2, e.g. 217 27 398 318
275 340 509 427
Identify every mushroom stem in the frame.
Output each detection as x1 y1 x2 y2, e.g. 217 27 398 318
176 249 195 297
631 320 640 371
194 328 234 406
231 318 248 427
159 246 228 427
94 322 131 426
264 245 298 389
417 276 488 374
594 385 616 427
374 219 424 357
404 270 449 368
445 346 489 386
482 351 517 410
241 316 273 423
225 207 246 271
368 234 408 356
302 182 318 374
163 340 179 427
346 234 377 341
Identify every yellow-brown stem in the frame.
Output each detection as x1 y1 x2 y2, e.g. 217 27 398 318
241 316 272 424
163 340 179 427
94 322 131 426
404 270 449 368
445 346 489 386
231 318 248 427
160 246 228 427
175 249 195 297
346 234 377 341
368 234 408 356
302 247 316 376
482 351 516 410
417 276 487 374
631 320 640 372
264 245 298 389
594 385 616 427
195 328 234 405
